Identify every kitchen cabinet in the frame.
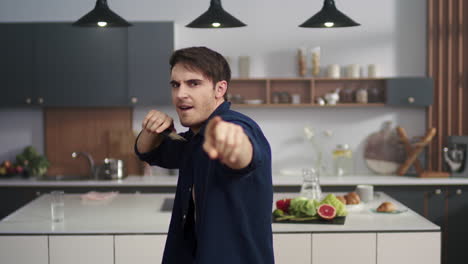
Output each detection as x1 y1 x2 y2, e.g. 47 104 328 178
0 187 41 220
127 22 174 106
0 22 174 108
311 233 376 264
385 77 434 107
273 233 311 264
377 232 440 264
446 186 468 264
49 235 114 264
376 186 446 263
0 236 48 264
228 77 433 107
115 235 167 264
0 24 35 107
34 23 128 107
375 186 446 225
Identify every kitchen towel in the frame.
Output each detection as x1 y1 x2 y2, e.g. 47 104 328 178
80 191 119 201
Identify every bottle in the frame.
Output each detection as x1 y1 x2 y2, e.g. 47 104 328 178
311 47 321 76
300 168 322 200
332 144 353 177
298 48 306 77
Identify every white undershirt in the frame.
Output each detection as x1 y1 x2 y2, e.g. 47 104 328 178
192 185 196 222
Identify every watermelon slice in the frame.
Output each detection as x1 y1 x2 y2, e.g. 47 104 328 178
317 204 337 220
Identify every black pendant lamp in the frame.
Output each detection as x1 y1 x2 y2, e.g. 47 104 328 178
299 0 360 28
186 0 246 28
73 0 131 27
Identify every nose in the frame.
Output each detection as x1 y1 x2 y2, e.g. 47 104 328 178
173 83 189 99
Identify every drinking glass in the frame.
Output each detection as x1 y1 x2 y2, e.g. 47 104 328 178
50 191 65 222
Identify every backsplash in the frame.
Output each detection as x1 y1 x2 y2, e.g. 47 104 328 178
133 105 426 175
0 106 426 176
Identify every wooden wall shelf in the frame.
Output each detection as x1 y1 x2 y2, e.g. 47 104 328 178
228 77 387 107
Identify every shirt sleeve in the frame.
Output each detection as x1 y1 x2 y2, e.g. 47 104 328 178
134 131 187 169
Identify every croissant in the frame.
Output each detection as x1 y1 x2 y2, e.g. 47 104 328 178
345 192 361 204
377 202 397 212
336 196 347 205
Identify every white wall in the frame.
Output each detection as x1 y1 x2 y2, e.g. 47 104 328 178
0 0 427 77
0 0 427 175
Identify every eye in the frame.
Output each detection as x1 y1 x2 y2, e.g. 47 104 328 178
170 82 180 88
188 80 200 87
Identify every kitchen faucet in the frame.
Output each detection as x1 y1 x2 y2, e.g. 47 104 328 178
71 152 97 179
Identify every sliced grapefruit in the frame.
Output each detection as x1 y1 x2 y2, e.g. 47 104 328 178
317 204 337 220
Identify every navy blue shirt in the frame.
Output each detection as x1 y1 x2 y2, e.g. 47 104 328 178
135 102 274 264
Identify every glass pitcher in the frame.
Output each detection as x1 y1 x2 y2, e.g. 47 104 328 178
300 168 322 200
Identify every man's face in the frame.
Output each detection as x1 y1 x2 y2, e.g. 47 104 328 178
170 63 223 132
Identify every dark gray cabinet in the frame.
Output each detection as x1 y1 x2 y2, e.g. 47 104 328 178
0 24 35 107
128 22 174 106
386 77 434 107
34 23 128 106
447 186 468 264
0 22 174 107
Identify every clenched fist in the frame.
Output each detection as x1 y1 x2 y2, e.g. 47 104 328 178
203 116 253 170
137 110 175 153
142 110 174 134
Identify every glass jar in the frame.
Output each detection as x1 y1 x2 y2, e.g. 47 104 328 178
368 87 382 103
356 88 368 103
300 168 322 200
332 144 354 177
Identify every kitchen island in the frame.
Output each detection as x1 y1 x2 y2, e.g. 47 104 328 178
0 192 440 264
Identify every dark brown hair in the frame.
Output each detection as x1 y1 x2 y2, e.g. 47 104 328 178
170 47 231 100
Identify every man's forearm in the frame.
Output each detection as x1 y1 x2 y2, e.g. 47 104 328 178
136 130 165 153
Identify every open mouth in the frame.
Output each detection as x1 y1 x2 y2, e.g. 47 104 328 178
178 105 194 112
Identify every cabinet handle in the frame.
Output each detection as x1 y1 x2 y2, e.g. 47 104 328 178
456 189 462 195
37 97 44 105
25 98 32 104
408 97 415 104
131 97 138 104
434 189 442 195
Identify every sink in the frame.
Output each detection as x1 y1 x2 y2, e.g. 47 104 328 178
36 175 94 181
160 198 174 212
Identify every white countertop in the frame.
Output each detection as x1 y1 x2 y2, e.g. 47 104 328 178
0 192 439 235
1 174 468 187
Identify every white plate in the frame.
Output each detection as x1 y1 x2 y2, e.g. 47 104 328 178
346 204 363 212
244 99 264 104
370 208 408 214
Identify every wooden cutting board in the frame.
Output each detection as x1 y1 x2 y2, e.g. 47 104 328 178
363 122 407 175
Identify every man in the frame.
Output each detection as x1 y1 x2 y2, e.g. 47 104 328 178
135 47 274 263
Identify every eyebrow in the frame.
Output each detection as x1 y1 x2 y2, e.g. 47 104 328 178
170 79 203 86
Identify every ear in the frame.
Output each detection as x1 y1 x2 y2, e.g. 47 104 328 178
214 80 228 100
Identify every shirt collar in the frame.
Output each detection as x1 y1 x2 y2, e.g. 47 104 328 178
195 101 231 137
